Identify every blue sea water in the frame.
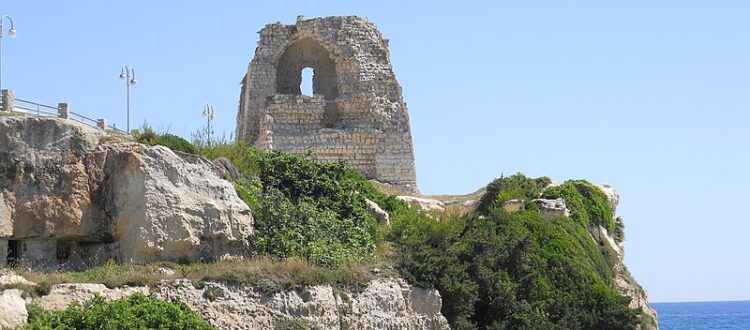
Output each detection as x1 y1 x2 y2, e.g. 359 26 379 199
653 301 750 330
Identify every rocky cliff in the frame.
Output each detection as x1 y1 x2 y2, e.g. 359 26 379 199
0 116 656 329
0 272 449 329
592 185 659 329
0 117 253 269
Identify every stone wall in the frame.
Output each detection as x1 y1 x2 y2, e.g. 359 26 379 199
236 16 418 192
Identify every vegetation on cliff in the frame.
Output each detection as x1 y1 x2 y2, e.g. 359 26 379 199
26 293 215 330
197 143 390 267
125 137 642 329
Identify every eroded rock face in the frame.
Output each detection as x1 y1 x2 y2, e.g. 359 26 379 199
156 278 449 330
19 276 449 330
0 117 254 268
588 185 658 330
104 144 253 263
0 117 107 241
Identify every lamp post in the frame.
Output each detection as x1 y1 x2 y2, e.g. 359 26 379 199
119 65 136 132
0 15 17 93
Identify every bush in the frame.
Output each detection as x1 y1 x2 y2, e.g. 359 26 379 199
388 177 639 329
154 133 197 154
252 152 378 267
132 124 198 154
475 173 551 216
541 180 615 232
197 145 381 267
26 293 215 329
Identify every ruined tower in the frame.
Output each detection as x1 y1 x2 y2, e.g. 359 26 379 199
236 16 418 192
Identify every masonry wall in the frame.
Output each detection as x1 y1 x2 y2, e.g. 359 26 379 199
236 16 418 192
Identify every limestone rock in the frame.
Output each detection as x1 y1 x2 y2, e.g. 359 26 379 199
589 219 658 329
365 198 390 225
212 157 241 180
0 289 27 328
0 270 35 286
0 117 254 268
532 198 570 218
597 184 620 210
34 283 149 311
342 278 449 329
155 278 449 330
0 117 106 240
104 144 254 264
397 196 445 212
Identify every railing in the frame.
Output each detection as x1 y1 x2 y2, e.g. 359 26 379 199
107 124 129 135
1 89 130 136
15 98 59 118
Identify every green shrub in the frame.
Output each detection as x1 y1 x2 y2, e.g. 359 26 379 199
388 176 639 329
131 124 158 145
541 180 615 232
131 124 198 154
196 145 380 267
252 152 377 267
475 173 551 215
26 293 215 329
154 133 197 154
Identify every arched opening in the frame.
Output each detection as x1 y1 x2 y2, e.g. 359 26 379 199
276 38 341 127
300 67 314 96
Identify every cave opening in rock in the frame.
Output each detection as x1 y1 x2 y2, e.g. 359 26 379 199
7 240 20 267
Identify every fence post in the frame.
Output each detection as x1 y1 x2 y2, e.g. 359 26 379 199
1 89 15 112
97 118 107 130
57 103 69 119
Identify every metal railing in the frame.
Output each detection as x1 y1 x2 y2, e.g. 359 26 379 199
14 98 59 118
7 95 130 136
107 124 129 135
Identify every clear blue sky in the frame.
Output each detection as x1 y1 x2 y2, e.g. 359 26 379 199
3 1 748 303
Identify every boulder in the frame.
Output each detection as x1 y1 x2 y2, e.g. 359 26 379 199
365 199 390 225
212 157 241 180
0 289 27 328
532 198 570 218
104 144 253 264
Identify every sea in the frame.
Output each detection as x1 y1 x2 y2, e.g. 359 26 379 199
653 301 750 330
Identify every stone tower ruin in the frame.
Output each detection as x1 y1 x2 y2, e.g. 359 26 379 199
236 16 418 192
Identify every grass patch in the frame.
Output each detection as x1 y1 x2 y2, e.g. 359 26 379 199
15 257 397 295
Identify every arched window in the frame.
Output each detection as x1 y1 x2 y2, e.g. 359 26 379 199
276 38 338 101
276 38 341 127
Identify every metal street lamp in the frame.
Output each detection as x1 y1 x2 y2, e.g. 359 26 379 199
0 15 17 93
119 65 137 132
